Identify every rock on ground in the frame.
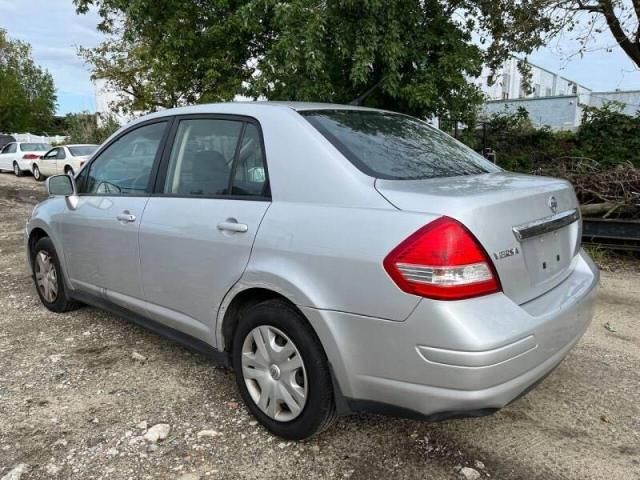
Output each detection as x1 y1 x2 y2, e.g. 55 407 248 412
1 464 30 480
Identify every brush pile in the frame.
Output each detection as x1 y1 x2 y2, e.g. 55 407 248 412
532 157 640 219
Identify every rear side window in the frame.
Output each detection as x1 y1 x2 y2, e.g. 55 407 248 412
301 110 500 180
69 145 98 156
21 143 51 151
231 123 268 197
163 119 243 196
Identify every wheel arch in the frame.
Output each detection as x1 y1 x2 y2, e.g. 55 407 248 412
27 226 50 259
218 286 305 353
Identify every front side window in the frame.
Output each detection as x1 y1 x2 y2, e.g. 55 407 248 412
231 124 268 197
83 122 167 195
302 110 500 180
163 119 243 196
43 148 58 160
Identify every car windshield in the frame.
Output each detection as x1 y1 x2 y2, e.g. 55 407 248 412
301 110 500 180
69 145 98 157
21 143 51 151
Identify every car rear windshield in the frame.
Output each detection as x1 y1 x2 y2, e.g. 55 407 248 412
21 143 51 151
69 145 98 157
301 110 500 180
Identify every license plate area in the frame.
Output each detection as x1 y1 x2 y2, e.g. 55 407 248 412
522 228 574 285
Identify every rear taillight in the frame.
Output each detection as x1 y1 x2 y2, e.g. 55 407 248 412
383 216 501 300
23 154 39 160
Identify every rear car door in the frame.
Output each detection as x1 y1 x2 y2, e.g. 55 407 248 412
58 120 170 312
40 148 59 176
55 147 67 174
138 116 270 343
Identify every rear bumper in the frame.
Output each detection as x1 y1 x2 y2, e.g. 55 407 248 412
303 250 599 418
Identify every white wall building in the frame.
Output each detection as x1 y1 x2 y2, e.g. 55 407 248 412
94 78 135 127
475 56 640 130
475 56 592 101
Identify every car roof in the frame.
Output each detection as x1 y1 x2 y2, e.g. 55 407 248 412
66 144 99 147
141 101 384 119
122 101 390 132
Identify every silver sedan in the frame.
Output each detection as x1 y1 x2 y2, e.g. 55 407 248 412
25 102 599 439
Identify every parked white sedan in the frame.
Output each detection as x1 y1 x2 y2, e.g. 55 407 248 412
32 144 99 181
0 142 51 176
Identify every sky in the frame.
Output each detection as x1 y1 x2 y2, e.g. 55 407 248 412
0 0 639 115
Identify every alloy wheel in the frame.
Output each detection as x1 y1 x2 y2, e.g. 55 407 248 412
13 163 19 176
241 325 308 422
33 167 40 180
35 251 58 303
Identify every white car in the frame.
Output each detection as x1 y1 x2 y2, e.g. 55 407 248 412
0 142 51 176
32 144 99 181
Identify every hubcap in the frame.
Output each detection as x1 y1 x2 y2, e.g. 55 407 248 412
35 251 58 303
34 168 39 179
241 326 308 422
14 164 18 175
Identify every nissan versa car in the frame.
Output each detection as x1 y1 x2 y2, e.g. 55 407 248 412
26 102 599 440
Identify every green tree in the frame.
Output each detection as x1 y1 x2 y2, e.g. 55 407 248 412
75 0 554 121
64 112 121 144
0 29 57 132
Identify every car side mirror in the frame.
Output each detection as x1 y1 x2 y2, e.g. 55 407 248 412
47 174 76 197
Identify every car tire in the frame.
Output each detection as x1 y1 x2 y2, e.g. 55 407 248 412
32 237 80 313
13 162 22 177
65 167 74 176
232 299 337 440
33 165 43 181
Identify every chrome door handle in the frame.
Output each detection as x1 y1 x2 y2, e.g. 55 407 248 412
217 220 248 233
116 212 136 223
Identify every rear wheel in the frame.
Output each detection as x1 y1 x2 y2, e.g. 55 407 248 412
32 165 43 181
65 166 74 176
13 162 22 177
32 237 79 313
232 299 336 440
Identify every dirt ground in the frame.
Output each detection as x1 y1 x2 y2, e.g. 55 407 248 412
0 173 638 480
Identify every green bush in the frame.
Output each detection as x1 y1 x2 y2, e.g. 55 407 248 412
466 103 640 171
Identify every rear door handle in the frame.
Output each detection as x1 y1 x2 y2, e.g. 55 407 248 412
217 220 248 233
116 212 136 223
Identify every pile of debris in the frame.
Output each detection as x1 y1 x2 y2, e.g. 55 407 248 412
532 157 640 219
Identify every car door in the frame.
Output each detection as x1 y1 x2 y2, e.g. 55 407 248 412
40 148 59 176
138 116 271 343
55 147 67 174
57 120 170 312
0 143 17 171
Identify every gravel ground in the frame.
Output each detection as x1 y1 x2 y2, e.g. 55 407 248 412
0 173 639 480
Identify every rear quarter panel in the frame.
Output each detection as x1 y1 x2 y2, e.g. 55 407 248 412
242 202 438 321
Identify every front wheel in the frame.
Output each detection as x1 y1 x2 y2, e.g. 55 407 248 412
13 162 22 177
33 165 43 181
232 299 336 440
32 237 80 313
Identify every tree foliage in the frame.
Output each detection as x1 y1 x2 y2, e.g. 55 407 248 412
0 29 57 133
541 0 640 69
74 0 562 121
466 102 640 171
74 1 640 120
64 112 120 144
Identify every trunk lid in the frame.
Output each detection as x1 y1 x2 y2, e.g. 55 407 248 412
376 172 582 305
